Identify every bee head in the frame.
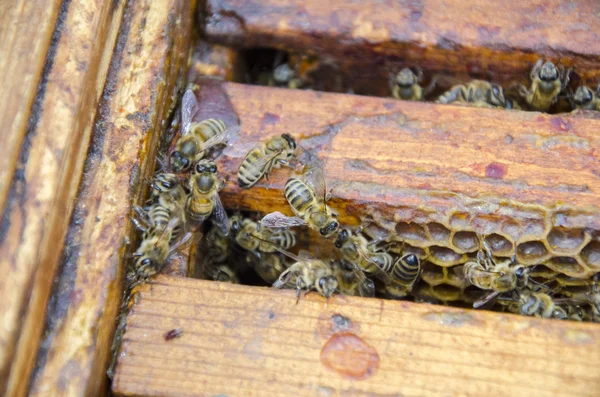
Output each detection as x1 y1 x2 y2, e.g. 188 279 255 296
334 229 349 248
230 218 241 234
281 134 297 150
402 253 420 268
489 84 506 107
153 173 177 192
317 275 339 298
396 68 416 88
195 160 217 174
539 61 559 82
170 151 191 172
574 86 593 105
136 257 157 277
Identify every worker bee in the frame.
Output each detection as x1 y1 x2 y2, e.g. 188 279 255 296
506 288 566 319
230 214 297 253
204 222 231 265
390 68 435 101
186 160 229 233
331 259 376 298
564 304 592 322
260 153 339 238
246 251 288 284
436 80 516 109
271 248 338 302
237 134 297 189
572 85 600 111
555 275 600 322
132 203 182 243
517 59 571 112
170 89 240 172
383 254 422 299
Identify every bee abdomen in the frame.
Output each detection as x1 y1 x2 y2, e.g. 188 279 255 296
193 118 227 142
238 147 268 188
187 197 213 219
285 178 315 214
392 258 420 284
269 230 297 250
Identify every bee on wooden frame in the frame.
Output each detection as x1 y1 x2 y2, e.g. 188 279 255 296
436 80 517 109
390 67 436 101
237 134 297 189
516 59 571 112
186 159 229 234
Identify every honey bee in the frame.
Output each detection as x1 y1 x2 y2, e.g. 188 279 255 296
572 85 600 111
517 59 571 112
260 152 339 238
333 228 393 286
565 304 591 322
170 89 240 172
555 275 600 321
246 251 288 284
331 259 375 298
509 288 566 319
272 249 338 301
186 160 229 233
237 134 297 189
390 68 435 101
204 223 231 265
436 80 515 109
149 172 186 208
230 214 297 253
384 254 422 299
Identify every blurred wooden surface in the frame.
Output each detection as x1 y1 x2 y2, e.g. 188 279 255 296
25 0 195 395
0 1 127 395
0 0 62 211
203 0 600 96
214 82 600 229
113 275 600 397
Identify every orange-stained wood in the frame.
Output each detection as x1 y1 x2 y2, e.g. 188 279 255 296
0 0 62 212
203 0 600 96
112 275 600 397
0 1 127 395
27 0 195 395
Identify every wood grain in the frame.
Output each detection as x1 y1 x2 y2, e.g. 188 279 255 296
0 0 62 212
27 0 196 395
0 1 127 395
112 275 600 397
203 0 600 96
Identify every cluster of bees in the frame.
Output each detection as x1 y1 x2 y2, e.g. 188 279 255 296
128 87 599 323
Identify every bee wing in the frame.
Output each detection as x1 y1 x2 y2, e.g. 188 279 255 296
260 212 306 229
131 206 153 232
298 149 328 203
346 261 376 298
452 265 466 278
211 192 230 236
221 140 257 159
199 125 242 157
181 89 199 135
168 230 194 254
273 264 299 288
243 149 285 172
354 243 392 285
473 290 501 309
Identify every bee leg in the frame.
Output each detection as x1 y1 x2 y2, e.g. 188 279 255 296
531 59 544 80
295 287 302 304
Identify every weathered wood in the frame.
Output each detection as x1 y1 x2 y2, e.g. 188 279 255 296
190 42 241 81
0 1 127 395
27 0 195 395
0 0 62 212
112 275 600 397
203 0 600 96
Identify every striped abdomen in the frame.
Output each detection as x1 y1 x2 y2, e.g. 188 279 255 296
187 195 213 220
265 230 297 252
148 204 180 242
284 178 317 217
390 254 420 288
190 118 227 142
238 146 271 188
363 252 393 274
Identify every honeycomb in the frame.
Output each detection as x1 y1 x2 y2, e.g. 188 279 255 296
359 199 600 305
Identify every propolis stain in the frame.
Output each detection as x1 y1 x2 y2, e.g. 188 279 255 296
320 332 379 380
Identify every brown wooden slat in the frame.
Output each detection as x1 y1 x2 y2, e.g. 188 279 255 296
112 275 600 397
27 0 196 395
203 0 600 96
0 1 127 395
0 0 62 212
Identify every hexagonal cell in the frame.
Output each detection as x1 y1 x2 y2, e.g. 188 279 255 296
580 241 600 270
516 241 550 265
428 246 466 267
484 233 514 257
528 265 557 280
431 283 462 301
403 244 428 259
547 227 587 255
425 222 451 244
451 231 479 254
395 222 428 246
545 256 587 278
420 261 445 286
555 274 589 287
520 219 548 240
449 212 471 231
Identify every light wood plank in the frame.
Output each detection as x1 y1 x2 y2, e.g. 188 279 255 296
28 0 196 395
113 275 600 397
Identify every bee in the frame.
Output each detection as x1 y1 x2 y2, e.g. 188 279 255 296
186 160 229 233
331 259 375 298
230 214 297 253
260 152 339 238
572 85 600 111
384 254 422 299
246 251 288 284
170 89 240 172
334 228 392 285
456 241 531 308
555 275 600 321
436 80 515 109
517 59 571 112
565 304 592 322
237 134 297 189
509 288 566 319
204 223 231 265
390 68 435 101
149 172 186 208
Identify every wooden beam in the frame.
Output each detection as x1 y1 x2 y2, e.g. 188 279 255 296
203 0 600 96
27 0 195 395
112 275 600 397
0 0 62 211
0 1 127 395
